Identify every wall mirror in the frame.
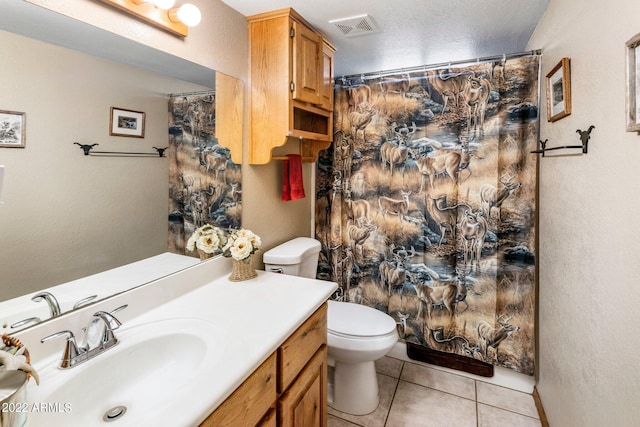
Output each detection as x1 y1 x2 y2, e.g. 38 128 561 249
0 1 243 332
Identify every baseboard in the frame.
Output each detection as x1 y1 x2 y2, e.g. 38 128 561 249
532 386 550 427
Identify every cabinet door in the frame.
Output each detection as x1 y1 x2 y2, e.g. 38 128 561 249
319 40 334 112
278 346 327 427
292 21 323 106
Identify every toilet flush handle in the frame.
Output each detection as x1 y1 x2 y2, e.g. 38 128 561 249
268 267 284 274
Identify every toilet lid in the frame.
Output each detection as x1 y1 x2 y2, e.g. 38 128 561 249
328 300 397 337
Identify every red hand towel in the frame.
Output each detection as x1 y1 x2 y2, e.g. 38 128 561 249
281 157 291 201
285 154 305 201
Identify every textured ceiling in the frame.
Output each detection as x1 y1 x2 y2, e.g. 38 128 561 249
221 0 550 77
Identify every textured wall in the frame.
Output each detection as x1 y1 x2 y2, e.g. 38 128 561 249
527 0 640 425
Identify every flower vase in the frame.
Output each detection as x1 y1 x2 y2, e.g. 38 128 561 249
229 254 258 282
197 249 213 261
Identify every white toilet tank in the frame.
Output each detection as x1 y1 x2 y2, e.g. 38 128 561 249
263 237 321 279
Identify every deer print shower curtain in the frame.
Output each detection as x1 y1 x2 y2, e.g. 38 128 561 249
315 54 540 375
167 92 242 255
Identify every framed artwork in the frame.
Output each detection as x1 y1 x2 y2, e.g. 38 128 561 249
626 33 640 132
546 57 572 122
110 107 145 138
0 110 26 148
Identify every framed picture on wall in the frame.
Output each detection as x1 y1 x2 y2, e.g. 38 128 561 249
109 107 145 138
0 110 26 148
546 57 572 122
626 33 640 132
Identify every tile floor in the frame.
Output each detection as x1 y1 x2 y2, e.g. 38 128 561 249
328 356 542 427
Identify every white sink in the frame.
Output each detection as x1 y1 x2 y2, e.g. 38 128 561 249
26 318 224 426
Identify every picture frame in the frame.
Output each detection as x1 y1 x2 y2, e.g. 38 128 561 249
626 33 640 132
546 57 572 122
109 107 145 138
0 110 26 148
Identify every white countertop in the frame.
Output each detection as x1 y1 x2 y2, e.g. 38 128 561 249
1 252 200 333
17 256 337 426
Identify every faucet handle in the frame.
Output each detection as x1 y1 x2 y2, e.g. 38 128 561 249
92 311 122 331
11 316 41 329
109 304 128 316
73 294 98 309
41 330 83 367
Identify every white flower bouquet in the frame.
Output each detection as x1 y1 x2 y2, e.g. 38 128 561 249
186 224 227 257
222 228 262 263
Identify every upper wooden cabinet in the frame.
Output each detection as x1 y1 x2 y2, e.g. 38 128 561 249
248 8 335 164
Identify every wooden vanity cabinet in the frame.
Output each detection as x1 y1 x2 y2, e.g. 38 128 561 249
200 303 328 427
248 8 335 164
199 353 277 426
278 346 327 427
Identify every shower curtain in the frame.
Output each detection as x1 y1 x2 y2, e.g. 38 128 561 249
167 92 242 255
315 54 539 375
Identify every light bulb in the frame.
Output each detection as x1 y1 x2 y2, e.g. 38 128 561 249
175 4 201 27
151 0 175 9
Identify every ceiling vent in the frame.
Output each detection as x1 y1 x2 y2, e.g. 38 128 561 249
329 14 379 38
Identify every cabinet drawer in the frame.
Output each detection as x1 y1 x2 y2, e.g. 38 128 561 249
278 303 327 393
200 353 276 427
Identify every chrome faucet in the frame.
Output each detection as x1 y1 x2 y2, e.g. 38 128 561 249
40 305 127 369
87 310 122 348
32 291 61 318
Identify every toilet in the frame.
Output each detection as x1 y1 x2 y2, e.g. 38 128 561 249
263 237 398 415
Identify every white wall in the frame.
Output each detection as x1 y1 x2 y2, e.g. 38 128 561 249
527 1 640 425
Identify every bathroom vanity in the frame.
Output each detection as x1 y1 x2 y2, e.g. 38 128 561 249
15 255 336 426
201 303 327 426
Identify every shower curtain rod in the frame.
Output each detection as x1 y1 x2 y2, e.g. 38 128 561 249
336 49 542 82
168 90 215 97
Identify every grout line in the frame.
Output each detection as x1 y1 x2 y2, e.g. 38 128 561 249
477 402 543 424
383 361 404 427
398 377 478 404
475 380 479 427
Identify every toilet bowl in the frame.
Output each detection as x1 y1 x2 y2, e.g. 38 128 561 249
327 300 398 415
263 237 399 416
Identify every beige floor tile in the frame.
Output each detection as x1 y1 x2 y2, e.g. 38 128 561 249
385 381 476 427
328 414 364 427
478 403 542 427
476 381 539 419
375 356 404 378
328 373 398 427
400 361 476 400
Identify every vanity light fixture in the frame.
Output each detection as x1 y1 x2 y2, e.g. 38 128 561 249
168 3 202 27
97 0 201 37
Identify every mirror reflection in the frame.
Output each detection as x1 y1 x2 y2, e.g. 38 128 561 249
0 12 243 332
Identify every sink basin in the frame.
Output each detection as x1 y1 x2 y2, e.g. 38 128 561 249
26 318 224 426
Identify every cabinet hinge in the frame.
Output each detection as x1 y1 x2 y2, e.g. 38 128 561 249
290 81 295 92
290 27 295 38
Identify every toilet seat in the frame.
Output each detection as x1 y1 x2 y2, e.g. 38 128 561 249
328 328 398 340
328 300 397 338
